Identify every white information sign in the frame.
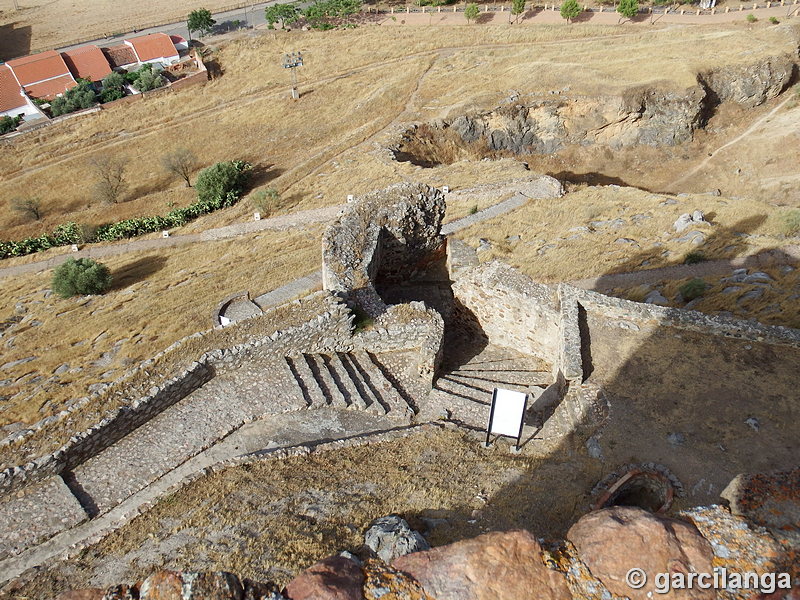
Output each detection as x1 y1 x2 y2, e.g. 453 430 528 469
486 388 528 449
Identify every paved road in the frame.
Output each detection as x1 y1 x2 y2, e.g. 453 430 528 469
57 2 279 53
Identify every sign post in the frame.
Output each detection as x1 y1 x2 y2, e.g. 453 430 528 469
485 388 528 451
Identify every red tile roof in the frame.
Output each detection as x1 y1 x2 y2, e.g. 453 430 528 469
0 64 27 113
24 74 77 100
62 45 112 82
102 44 138 69
126 33 178 63
6 50 72 87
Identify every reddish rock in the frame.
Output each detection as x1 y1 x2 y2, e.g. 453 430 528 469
391 529 570 600
567 506 715 600
139 570 184 600
54 590 105 600
103 584 139 599
284 556 365 600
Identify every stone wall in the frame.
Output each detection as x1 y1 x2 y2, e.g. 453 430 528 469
354 301 444 384
451 262 562 369
322 182 446 317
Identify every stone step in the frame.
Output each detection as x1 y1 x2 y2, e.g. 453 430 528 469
350 351 413 420
286 354 327 409
269 356 307 407
337 353 386 415
305 354 348 409
325 353 369 410
434 376 493 406
446 372 547 395
449 369 551 388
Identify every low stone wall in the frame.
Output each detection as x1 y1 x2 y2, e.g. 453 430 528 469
0 293 354 493
322 182 446 316
451 262 562 366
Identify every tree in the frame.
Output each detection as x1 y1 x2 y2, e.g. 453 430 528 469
91 155 128 204
303 0 362 28
265 3 300 28
0 115 21 134
162 147 199 187
195 161 251 204
11 197 42 221
52 258 112 298
616 0 638 20
50 80 97 116
464 2 480 23
100 71 126 103
188 8 216 38
510 0 526 23
560 0 581 22
134 67 165 92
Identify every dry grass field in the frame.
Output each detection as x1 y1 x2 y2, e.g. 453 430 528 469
0 226 322 426
1 22 799 435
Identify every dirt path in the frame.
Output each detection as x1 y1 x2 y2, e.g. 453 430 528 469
669 93 796 191
0 204 342 280
568 244 800 290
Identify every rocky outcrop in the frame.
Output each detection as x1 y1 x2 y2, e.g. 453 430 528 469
566 506 715 600
285 557 364 600
391 530 571 600
393 55 797 165
700 55 796 108
53 491 800 600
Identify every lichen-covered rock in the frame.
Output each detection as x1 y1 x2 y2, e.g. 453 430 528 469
391 529 570 600
284 556 365 600
54 590 105 600
681 505 789 600
138 570 246 600
567 506 714 600
362 559 433 600
364 515 430 562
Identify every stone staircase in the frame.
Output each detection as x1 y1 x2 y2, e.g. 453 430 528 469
285 351 414 419
435 363 551 406
0 350 414 562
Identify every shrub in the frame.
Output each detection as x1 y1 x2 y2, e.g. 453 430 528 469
679 278 707 302
52 258 112 298
769 16 779 24
464 2 480 22
683 251 706 265
196 160 252 205
252 188 281 216
162 147 198 187
469 204 479 215
779 209 800 236
746 13 757 22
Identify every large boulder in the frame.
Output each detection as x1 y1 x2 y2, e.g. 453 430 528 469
364 516 430 562
567 507 714 600
391 529 570 600
284 556 365 600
